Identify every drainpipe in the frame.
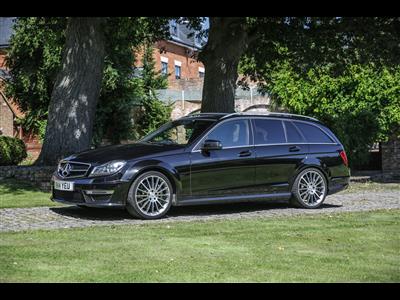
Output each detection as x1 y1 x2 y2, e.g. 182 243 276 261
182 90 185 110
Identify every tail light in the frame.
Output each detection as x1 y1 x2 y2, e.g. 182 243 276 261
339 150 348 167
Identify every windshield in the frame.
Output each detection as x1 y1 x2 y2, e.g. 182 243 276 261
140 118 216 146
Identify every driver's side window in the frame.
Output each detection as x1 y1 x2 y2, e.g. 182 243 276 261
203 119 250 148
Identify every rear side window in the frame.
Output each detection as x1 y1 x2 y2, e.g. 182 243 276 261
253 119 285 144
294 122 334 143
284 121 305 143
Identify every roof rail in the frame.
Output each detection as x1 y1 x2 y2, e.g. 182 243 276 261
182 112 228 119
264 112 320 122
220 112 240 119
219 111 320 122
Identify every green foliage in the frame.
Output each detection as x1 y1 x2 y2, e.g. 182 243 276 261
5 17 66 130
0 136 27 165
15 110 48 142
5 17 172 146
265 62 400 166
134 43 172 138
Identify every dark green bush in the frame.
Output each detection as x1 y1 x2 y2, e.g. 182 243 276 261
0 136 27 166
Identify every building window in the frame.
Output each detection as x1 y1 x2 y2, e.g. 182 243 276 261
198 67 205 78
175 65 181 79
175 60 182 79
161 62 168 75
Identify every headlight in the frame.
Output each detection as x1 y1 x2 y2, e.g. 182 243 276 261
89 160 126 177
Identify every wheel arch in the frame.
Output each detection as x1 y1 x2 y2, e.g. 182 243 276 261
289 160 330 192
125 160 181 196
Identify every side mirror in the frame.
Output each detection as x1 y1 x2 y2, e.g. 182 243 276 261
201 139 222 151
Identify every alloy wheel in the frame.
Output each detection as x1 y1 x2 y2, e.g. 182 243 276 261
134 174 171 217
297 170 326 207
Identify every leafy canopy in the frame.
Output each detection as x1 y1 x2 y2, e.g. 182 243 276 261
5 17 172 144
266 61 400 166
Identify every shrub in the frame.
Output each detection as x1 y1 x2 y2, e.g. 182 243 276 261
0 136 27 166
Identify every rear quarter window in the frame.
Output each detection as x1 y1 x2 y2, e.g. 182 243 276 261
294 122 334 143
253 119 286 144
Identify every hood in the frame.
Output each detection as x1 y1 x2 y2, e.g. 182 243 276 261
65 142 184 165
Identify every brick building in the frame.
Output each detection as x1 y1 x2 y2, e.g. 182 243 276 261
135 20 206 90
0 18 20 138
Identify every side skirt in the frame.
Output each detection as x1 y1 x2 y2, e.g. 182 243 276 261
174 192 292 207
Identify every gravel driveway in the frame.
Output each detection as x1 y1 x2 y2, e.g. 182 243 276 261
1 189 399 233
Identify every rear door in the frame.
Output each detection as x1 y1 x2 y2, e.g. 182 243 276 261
293 121 343 173
252 118 308 194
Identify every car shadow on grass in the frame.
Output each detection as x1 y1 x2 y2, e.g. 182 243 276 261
49 201 342 221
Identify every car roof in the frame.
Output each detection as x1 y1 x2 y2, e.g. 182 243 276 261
181 112 322 124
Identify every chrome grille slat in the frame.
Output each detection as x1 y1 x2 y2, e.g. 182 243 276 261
58 161 91 178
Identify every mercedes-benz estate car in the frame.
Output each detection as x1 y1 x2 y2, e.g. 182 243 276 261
51 112 350 219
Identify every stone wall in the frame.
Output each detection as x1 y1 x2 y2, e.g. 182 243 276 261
170 100 201 120
0 166 56 191
381 134 400 172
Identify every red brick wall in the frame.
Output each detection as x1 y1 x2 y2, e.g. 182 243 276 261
0 51 15 137
0 50 6 68
0 92 14 137
136 41 205 90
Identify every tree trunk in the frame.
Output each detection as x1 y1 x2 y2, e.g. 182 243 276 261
36 18 106 166
200 18 248 113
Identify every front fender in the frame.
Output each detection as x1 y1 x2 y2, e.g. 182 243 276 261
121 159 182 195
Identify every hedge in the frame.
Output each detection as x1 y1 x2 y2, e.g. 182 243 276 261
0 136 27 166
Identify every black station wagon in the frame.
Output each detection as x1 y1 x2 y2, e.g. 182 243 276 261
51 112 350 219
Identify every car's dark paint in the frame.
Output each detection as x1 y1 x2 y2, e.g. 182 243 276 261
67 142 186 165
51 113 350 208
189 145 257 199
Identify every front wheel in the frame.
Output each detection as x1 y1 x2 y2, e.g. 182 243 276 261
290 168 327 208
126 171 173 219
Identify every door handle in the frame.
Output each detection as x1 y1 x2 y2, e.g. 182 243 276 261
289 146 301 152
238 150 252 157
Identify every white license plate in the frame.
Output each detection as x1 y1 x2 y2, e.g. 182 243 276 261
54 180 74 191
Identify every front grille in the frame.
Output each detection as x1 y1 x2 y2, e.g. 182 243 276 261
57 161 91 178
53 190 84 203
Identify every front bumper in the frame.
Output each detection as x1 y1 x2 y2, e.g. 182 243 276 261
51 174 130 207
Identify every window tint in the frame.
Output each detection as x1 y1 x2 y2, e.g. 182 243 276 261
253 119 285 144
205 120 250 148
294 122 334 143
284 121 304 143
142 119 215 146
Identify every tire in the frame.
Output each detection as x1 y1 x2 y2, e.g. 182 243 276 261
290 167 328 209
126 171 173 219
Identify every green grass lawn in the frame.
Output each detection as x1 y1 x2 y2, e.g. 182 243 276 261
0 179 61 209
0 209 399 282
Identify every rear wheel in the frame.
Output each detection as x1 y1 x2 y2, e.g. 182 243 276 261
126 171 173 219
290 168 327 208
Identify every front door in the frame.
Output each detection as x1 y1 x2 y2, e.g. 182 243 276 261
188 119 256 199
